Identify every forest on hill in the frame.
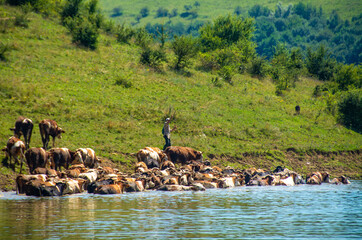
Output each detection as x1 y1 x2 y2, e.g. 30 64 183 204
101 0 362 65
0 0 361 187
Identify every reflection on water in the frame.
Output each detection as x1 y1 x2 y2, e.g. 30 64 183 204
0 182 361 239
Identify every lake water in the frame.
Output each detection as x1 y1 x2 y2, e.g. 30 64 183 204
0 181 361 239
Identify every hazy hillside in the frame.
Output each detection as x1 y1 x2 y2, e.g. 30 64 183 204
99 0 361 24
0 3 361 185
99 0 362 65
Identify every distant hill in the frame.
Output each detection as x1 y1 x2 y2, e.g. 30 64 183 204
99 0 362 65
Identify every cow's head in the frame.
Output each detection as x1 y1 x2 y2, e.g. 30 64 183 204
56 127 65 139
196 151 203 161
46 154 55 169
73 150 84 164
321 172 330 182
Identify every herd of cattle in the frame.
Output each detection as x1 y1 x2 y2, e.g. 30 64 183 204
2 116 351 197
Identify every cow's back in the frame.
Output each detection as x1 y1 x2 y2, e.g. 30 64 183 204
25 147 48 173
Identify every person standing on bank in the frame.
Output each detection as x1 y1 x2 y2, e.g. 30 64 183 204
162 118 177 150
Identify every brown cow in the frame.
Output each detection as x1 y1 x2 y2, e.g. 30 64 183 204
136 147 163 169
39 119 65 150
331 176 351 185
10 116 33 150
25 147 50 174
49 148 74 171
94 183 124 194
73 148 100 168
163 146 203 165
306 172 330 184
2 136 26 173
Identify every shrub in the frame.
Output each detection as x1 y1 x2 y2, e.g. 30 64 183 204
115 75 132 88
0 42 11 61
249 56 268 79
211 77 222 87
14 11 30 28
335 64 361 91
313 82 339 97
199 15 254 51
168 8 178 18
140 7 149 18
171 35 198 70
116 23 134 44
102 19 116 34
69 17 98 50
234 6 242 16
133 28 152 48
61 0 83 23
337 89 362 133
156 7 168 18
306 45 336 81
111 7 123 17
218 65 235 85
140 47 167 71
6 0 32 5
14 4 32 28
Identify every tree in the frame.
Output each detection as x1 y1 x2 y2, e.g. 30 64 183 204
306 45 336 81
335 64 361 91
61 0 83 22
248 4 270 18
156 7 168 18
338 90 362 133
140 7 149 18
111 7 123 17
171 35 197 70
199 14 254 51
234 6 242 16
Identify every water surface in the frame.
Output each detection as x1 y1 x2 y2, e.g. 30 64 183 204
0 182 361 239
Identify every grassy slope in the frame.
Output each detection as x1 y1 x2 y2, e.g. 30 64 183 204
99 0 362 26
0 6 361 185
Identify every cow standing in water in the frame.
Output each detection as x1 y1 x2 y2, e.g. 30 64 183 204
10 116 33 150
39 119 65 150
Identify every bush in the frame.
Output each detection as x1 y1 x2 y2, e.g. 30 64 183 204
69 17 98 50
61 0 83 23
140 47 167 71
337 89 362 133
14 11 30 28
313 82 339 97
306 45 336 81
249 56 268 79
171 35 198 70
116 24 134 44
199 15 254 51
156 7 168 18
111 7 123 17
133 28 152 48
140 7 149 18
115 75 132 88
335 64 361 91
0 42 11 61
218 65 235 85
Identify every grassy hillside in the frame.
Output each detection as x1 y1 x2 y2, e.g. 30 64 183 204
0 5 361 184
99 0 362 26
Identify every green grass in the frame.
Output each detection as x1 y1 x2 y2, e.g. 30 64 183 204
99 0 362 27
0 5 361 175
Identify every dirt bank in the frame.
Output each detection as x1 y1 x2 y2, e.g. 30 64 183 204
0 150 360 192
209 149 361 180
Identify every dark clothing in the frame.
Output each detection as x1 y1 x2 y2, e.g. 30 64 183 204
163 136 171 150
